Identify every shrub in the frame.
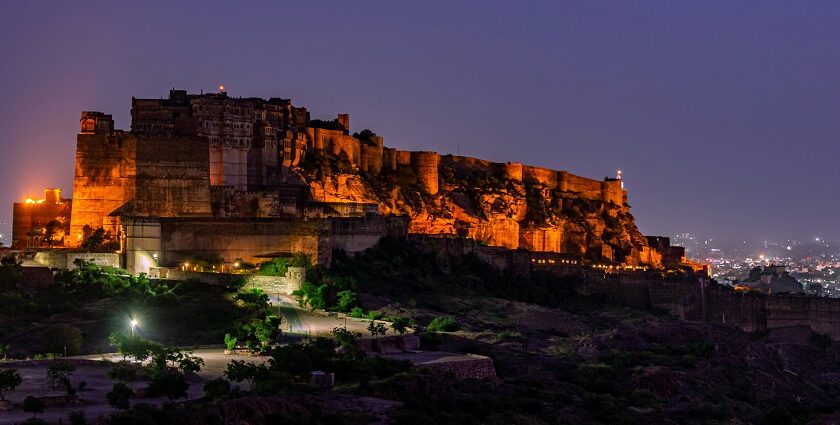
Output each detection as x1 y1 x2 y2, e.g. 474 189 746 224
224 333 238 351
224 360 266 391
334 290 358 312
146 370 189 402
367 322 387 338
332 327 362 348
22 395 44 417
366 310 384 321
106 383 132 410
390 317 414 335
203 377 231 400
0 368 22 401
46 361 76 393
427 316 459 332
107 363 138 387
350 307 365 318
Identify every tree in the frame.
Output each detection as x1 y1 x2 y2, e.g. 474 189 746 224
367 321 387 338
109 333 160 362
0 255 22 290
46 361 76 392
106 382 132 410
107 363 138 389
291 282 326 310
334 290 357 312
352 129 378 145
332 327 361 348
390 317 414 335
224 333 238 351
76 381 87 402
42 220 64 247
22 396 44 418
224 360 264 391
147 370 189 402
0 344 9 360
0 369 22 401
235 288 270 309
175 351 204 377
80 225 106 251
42 324 83 356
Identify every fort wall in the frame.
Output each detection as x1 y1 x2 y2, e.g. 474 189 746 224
410 151 440 194
522 166 558 189
132 135 212 217
69 131 137 245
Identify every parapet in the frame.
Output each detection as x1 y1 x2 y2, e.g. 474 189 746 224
336 114 350 134
502 162 523 181
80 111 114 134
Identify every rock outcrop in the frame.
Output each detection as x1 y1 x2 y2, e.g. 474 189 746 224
296 152 661 267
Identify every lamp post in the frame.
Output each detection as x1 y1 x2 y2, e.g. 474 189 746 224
130 319 137 337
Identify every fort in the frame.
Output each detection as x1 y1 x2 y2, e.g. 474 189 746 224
12 88 693 275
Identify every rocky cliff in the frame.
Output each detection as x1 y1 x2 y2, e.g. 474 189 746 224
296 150 662 267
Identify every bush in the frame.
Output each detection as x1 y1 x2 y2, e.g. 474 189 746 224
390 317 414 335
0 368 22 401
224 333 238 351
203 377 231 400
427 316 459 332
334 290 358 312
349 307 365 318
22 395 44 417
106 383 132 410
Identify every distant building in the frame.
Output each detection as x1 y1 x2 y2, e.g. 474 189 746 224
738 264 804 294
11 188 71 249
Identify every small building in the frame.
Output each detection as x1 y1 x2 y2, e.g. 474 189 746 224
12 188 72 249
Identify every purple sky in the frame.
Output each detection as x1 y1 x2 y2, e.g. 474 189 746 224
2 1 840 245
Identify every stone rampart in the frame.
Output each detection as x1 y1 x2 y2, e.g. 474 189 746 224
501 162 523 181
522 166 558 189
70 132 137 244
560 171 603 200
600 180 624 205
410 151 440 195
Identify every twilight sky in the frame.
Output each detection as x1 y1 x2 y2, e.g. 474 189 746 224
2 1 840 245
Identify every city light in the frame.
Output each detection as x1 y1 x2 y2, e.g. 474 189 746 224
130 318 138 336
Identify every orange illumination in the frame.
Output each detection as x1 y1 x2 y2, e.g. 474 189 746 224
219 85 225 92
24 198 45 204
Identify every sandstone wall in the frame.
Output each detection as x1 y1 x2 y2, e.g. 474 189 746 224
133 135 212 217
70 133 137 245
382 148 397 171
159 218 324 266
360 144 383 174
560 172 604 200
523 166 558 189
501 162 523 181
211 188 298 218
410 151 440 194
600 180 624 205
12 200 72 248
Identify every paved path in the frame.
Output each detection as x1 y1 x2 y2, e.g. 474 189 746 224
268 294 389 338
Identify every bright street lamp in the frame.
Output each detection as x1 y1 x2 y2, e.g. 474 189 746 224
130 319 138 336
